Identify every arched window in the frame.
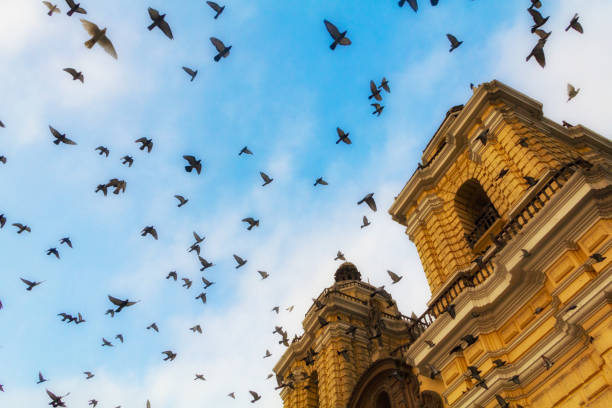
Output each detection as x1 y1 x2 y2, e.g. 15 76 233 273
375 391 392 408
455 179 499 247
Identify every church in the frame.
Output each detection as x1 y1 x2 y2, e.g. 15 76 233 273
273 80 612 408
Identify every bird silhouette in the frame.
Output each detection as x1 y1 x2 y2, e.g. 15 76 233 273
59 237 72 248
202 277 215 288
371 103 384 116
357 193 377 211
260 171 273 186
63 68 84 83
242 217 259 230
174 195 188 207
46 248 60 259
565 13 583 33
447 34 463 52
314 177 328 186
334 251 345 261
239 146 253 156
43 2 61 16
324 20 351 50
198 256 214 271
336 127 351 144
121 155 133 167
84 371 95 379
249 391 261 402
258 270 269 280
190 325 203 334
162 350 176 361
107 295 139 313
65 0 86 16
46 389 69 407
147 8 173 39
360 216 370 229
527 7 549 32
37 371 48 384
147 323 159 332
141 226 158 240
182 278 192 289
369 80 382 101
567 83 580 101
49 126 77 145
81 19 117 59
182 67 198 81
135 137 153 152
195 292 207 304
194 374 206 381
526 38 547 68
387 270 402 284
21 278 43 291
206 1 225 19
210 37 231 61
233 254 247 268
183 155 202 174
13 223 31 234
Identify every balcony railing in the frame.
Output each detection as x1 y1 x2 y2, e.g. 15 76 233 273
465 204 500 248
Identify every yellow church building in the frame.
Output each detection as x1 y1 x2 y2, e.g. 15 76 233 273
273 80 612 408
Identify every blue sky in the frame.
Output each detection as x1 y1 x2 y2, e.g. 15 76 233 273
1 0 610 406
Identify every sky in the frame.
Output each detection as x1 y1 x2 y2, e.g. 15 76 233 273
0 0 610 407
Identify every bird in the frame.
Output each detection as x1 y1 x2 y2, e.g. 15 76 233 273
476 128 488 145
210 37 231 61
249 391 261 403
379 77 390 93
95 146 109 156
398 0 418 12
534 28 551 40
527 7 549 32
63 68 84 83
198 256 214 271
446 34 463 52
444 303 456 319
369 80 382 101
467 366 482 380
242 217 259 230
37 372 48 384
43 2 61 16
590 253 606 263
495 394 509 408
562 120 573 128
120 155 133 167
324 20 351 50
258 270 269 280
195 293 207 304
233 254 247 268
202 277 215 288
313 298 326 310
162 351 177 361
518 137 529 148
182 66 197 81
338 349 350 362
314 177 328 187
174 195 188 207
0 155 6 164
567 83 580 101
335 127 351 144
82 371 95 379
105 309 115 317
508 375 520 385
88 400 97 407
115 334 123 343
526 38 547 68
534 306 544 315
46 248 60 259
318 316 329 327
371 103 384 116
524 176 538 187
334 251 345 261
566 304 578 312
521 249 531 259
272 306 280 314
183 155 202 174
188 243 201 255
360 216 371 228
239 146 253 156
182 278 192 289
107 295 139 313
263 349 272 358
565 13 583 34
449 344 463 355
190 325 203 333
194 374 206 381
105 178 126 194
0 120 4 128
206 1 225 19
493 359 507 368
497 168 509 180
46 389 69 407
227 392 235 399
387 270 402 284
462 334 479 346
426 364 440 379
58 313 74 322
49 126 77 145
260 171 273 186
147 8 173 39
346 325 358 336
425 340 436 348
141 226 158 240
286 305 294 312
542 355 554 370
13 223 31 234
530 0 542 8
358 193 377 211
101 338 113 347
59 237 72 248
81 19 117 59
0 214 6 228
135 137 153 152
65 0 86 16
193 231 205 244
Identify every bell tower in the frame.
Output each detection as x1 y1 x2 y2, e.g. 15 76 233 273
389 80 612 407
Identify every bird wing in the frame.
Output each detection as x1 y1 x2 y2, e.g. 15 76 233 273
183 155 196 164
210 37 225 52
260 172 271 182
242 217 254 223
249 391 259 399
107 295 123 306
320 179 328 185
193 231 203 242
206 1 221 12
80 19 99 36
20 278 33 286
336 127 345 137
148 7 160 20
387 270 400 281
527 7 544 24
233 254 244 264
362 216 368 224
150 228 158 240
446 33 458 45
174 195 185 202
63 137 77 145
567 83 575 94
63 68 78 77
366 196 377 211
135 137 147 144
369 80 378 94
182 66 195 76
533 43 545 67
66 0 76 7
323 20 340 39
97 34 118 59
48 125 61 138
46 389 59 400
158 20 173 39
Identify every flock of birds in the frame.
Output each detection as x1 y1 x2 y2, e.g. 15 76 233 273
0 0 592 407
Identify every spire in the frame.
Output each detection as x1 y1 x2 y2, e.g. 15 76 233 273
334 262 361 282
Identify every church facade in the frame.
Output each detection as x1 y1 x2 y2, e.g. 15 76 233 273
274 80 612 407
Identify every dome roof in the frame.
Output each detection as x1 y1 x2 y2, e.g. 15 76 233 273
334 262 361 282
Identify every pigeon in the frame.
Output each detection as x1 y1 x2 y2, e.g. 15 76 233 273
63 68 84 82
46 389 69 407
449 344 463 355
324 20 351 50
227 392 235 399
565 13 583 34
567 83 580 101
195 293 207 304
105 309 115 317
101 338 113 347
314 177 328 186
369 80 382 101
476 128 488 145
183 155 202 174
360 216 371 229
13 223 31 234
88 400 97 407
426 364 440 379
174 195 188 207
334 251 345 261
566 304 578 312
318 316 329 327
345 325 358 336
493 359 507 368
530 0 542 8
527 7 549 33
0 214 6 228
84 371 95 379
190 325 203 333
121 155 133 167
495 394 509 408
335 127 351 144
313 298 325 310
0 120 4 128
371 103 384 116
147 8 173 39
162 351 177 361
260 171 273 186
263 349 272 358
286 305 294 312
59 237 72 248
135 137 153 152
476 379 489 390
518 137 529 148
210 37 231 61
95 145 110 156
141 226 158 240
508 375 520 385
81 19 118 59
249 391 261 403
272 306 280 314
496 168 509 180
534 28 551 40
182 67 197 81
444 303 456 319
46 248 60 259
194 374 206 381
65 0 86 16
462 334 479 346
206 1 225 19
524 176 538 187
239 146 253 156
562 120 573 128
242 217 259 230
21 278 43 292
202 277 215 288
0 155 6 164
43 2 61 16
590 253 606 263
58 313 73 322
198 256 214 271
387 270 402 284
107 295 139 313
182 278 192 289
425 340 436 348
188 243 201 255
542 355 554 370
357 193 377 211
106 178 126 194
49 126 77 145
193 231 205 244
258 270 269 280
398 0 418 12
526 38 547 68
467 366 482 380
233 254 247 268
534 306 544 315
446 34 463 52
266 374 274 380
379 77 390 93
146 323 159 333
37 372 48 384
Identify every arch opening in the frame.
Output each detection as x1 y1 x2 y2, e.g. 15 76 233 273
455 179 499 247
